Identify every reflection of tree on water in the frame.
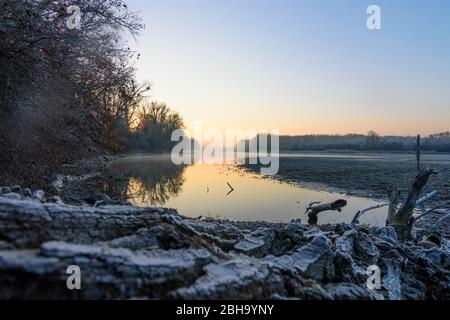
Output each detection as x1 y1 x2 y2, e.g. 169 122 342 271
127 172 185 205
104 158 187 206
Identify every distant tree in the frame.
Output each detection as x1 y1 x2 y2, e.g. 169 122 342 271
429 132 450 141
131 102 184 152
366 131 381 150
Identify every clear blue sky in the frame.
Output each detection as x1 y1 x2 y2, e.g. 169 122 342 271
125 0 450 136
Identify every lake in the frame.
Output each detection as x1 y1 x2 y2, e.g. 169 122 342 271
105 154 394 225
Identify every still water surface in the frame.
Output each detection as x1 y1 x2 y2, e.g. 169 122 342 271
106 154 390 225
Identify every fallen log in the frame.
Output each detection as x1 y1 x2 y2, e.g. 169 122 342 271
0 198 165 248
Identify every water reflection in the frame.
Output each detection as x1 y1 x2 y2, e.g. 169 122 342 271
105 154 389 225
105 155 186 206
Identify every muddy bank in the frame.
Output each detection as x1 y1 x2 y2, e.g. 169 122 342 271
0 188 449 300
243 154 450 207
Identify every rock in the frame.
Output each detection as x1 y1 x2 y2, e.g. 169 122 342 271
335 229 357 255
234 228 276 257
373 239 395 252
353 233 379 265
333 250 362 283
335 223 353 236
10 185 21 192
0 195 449 300
234 227 305 258
380 258 402 300
333 230 368 283
31 190 46 202
171 258 277 299
0 197 161 248
425 248 450 268
172 252 331 300
426 230 443 247
285 218 305 231
0 241 13 250
371 226 398 243
84 193 118 206
49 196 64 205
0 250 60 275
21 188 32 197
275 235 334 281
0 241 212 299
418 240 439 250
325 283 384 300
0 187 11 194
304 227 327 240
0 193 21 200
108 227 162 250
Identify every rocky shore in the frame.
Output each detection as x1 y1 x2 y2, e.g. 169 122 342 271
0 187 449 300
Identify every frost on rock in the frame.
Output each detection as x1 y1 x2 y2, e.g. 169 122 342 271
274 235 334 281
0 196 449 300
234 228 277 257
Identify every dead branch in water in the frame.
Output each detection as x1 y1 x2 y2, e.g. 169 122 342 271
305 199 347 225
351 203 397 226
351 191 439 226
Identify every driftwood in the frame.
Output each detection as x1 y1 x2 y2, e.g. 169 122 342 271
305 200 347 225
390 169 435 226
351 187 400 227
351 191 439 226
385 169 436 239
0 198 166 248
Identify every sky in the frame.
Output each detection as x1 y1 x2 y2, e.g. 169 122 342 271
125 0 450 136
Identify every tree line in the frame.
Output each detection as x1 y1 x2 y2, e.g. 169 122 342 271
279 131 450 152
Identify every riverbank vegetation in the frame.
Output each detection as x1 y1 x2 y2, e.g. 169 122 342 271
0 1 183 187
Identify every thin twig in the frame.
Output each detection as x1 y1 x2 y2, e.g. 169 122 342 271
352 203 398 225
